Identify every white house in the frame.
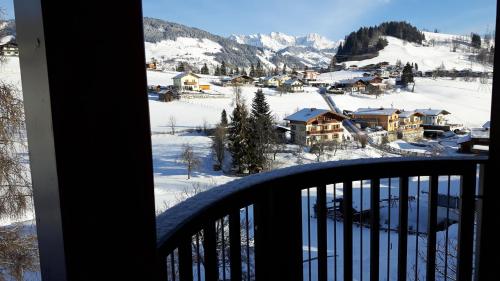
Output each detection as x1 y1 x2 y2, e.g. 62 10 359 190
173 72 201 92
416 109 451 126
283 79 304 92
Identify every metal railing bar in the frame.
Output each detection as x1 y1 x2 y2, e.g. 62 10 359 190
398 176 409 281
457 165 477 281
426 174 439 281
414 177 421 281
360 180 364 281
370 178 380 281
445 175 451 281
229 210 242 281
333 184 338 281
317 185 328 281
308 188 312 281
343 181 353 281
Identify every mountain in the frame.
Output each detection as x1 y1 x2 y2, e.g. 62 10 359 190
229 32 339 52
143 18 338 71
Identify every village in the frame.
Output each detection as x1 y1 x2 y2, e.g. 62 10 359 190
147 60 491 166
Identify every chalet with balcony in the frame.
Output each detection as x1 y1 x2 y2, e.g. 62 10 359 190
334 76 383 93
222 75 254 87
397 110 424 140
303 70 320 81
283 78 304 92
0 41 19 56
173 72 201 92
416 108 451 126
352 107 401 132
284 108 346 146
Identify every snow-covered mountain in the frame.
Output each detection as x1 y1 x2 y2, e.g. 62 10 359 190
229 32 339 51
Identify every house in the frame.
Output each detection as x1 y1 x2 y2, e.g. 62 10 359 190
397 111 424 140
284 108 346 146
416 108 451 126
262 76 280 88
173 72 201 92
146 62 156 70
0 41 19 56
352 107 401 132
223 75 254 86
334 76 383 93
158 89 180 102
303 70 320 81
283 78 304 93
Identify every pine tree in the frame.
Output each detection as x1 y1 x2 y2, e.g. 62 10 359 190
176 62 185 72
471 33 482 49
228 103 251 173
214 65 221 76
328 56 337 71
401 62 414 87
282 64 287 74
221 61 227 76
248 89 274 172
201 63 209 75
249 63 256 77
241 68 248 76
235 67 240 75
221 109 228 127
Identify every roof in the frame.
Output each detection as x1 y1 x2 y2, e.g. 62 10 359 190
263 76 278 81
415 109 451 116
337 76 379 85
398 110 423 118
231 75 253 80
285 108 333 122
173 72 201 80
470 128 490 139
284 78 303 86
483 121 490 129
354 107 401 116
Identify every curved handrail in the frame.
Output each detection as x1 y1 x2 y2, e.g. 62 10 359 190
156 156 486 253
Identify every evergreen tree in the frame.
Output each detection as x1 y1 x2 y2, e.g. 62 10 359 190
201 63 209 75
221 61 227 76
221 109 228 127
249 63 256 77
241 68 248 76
228 103 251 173
282 64 287 74
235 67 240 75
273 67 279 76
256 61 264 77
248 89 274 172
471 33 482 49
401 62 414 87
176 62 185 72
414 63 419 71
214 65 221 76
328 56 337 71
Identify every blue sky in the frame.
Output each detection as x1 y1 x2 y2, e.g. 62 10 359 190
1 0 497 40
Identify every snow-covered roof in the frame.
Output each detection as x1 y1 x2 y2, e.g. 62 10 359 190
398 110 422 118
284 78 303 85
284 108 331 122
470 128 490 139
354 107 400 116
263 76 278 81
483 121 490 129
415 109 451 116
173 72 201 79
337 76 379 85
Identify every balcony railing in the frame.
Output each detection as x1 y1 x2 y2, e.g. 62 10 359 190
307 128 344 135
156 157 485 281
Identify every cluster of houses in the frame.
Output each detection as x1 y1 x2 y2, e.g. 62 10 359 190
329 76 387 94
283 106 457 146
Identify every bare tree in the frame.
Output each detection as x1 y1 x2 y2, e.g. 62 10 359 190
231 84 243 106
310 139 335 162
179 144 201 179
168 115 176 135
211 124 226 171
0 22 38 279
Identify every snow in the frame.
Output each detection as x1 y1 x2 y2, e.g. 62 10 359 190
229 32 338 52
345 36 492 72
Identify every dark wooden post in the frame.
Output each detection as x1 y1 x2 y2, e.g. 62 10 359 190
13 0 158 280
